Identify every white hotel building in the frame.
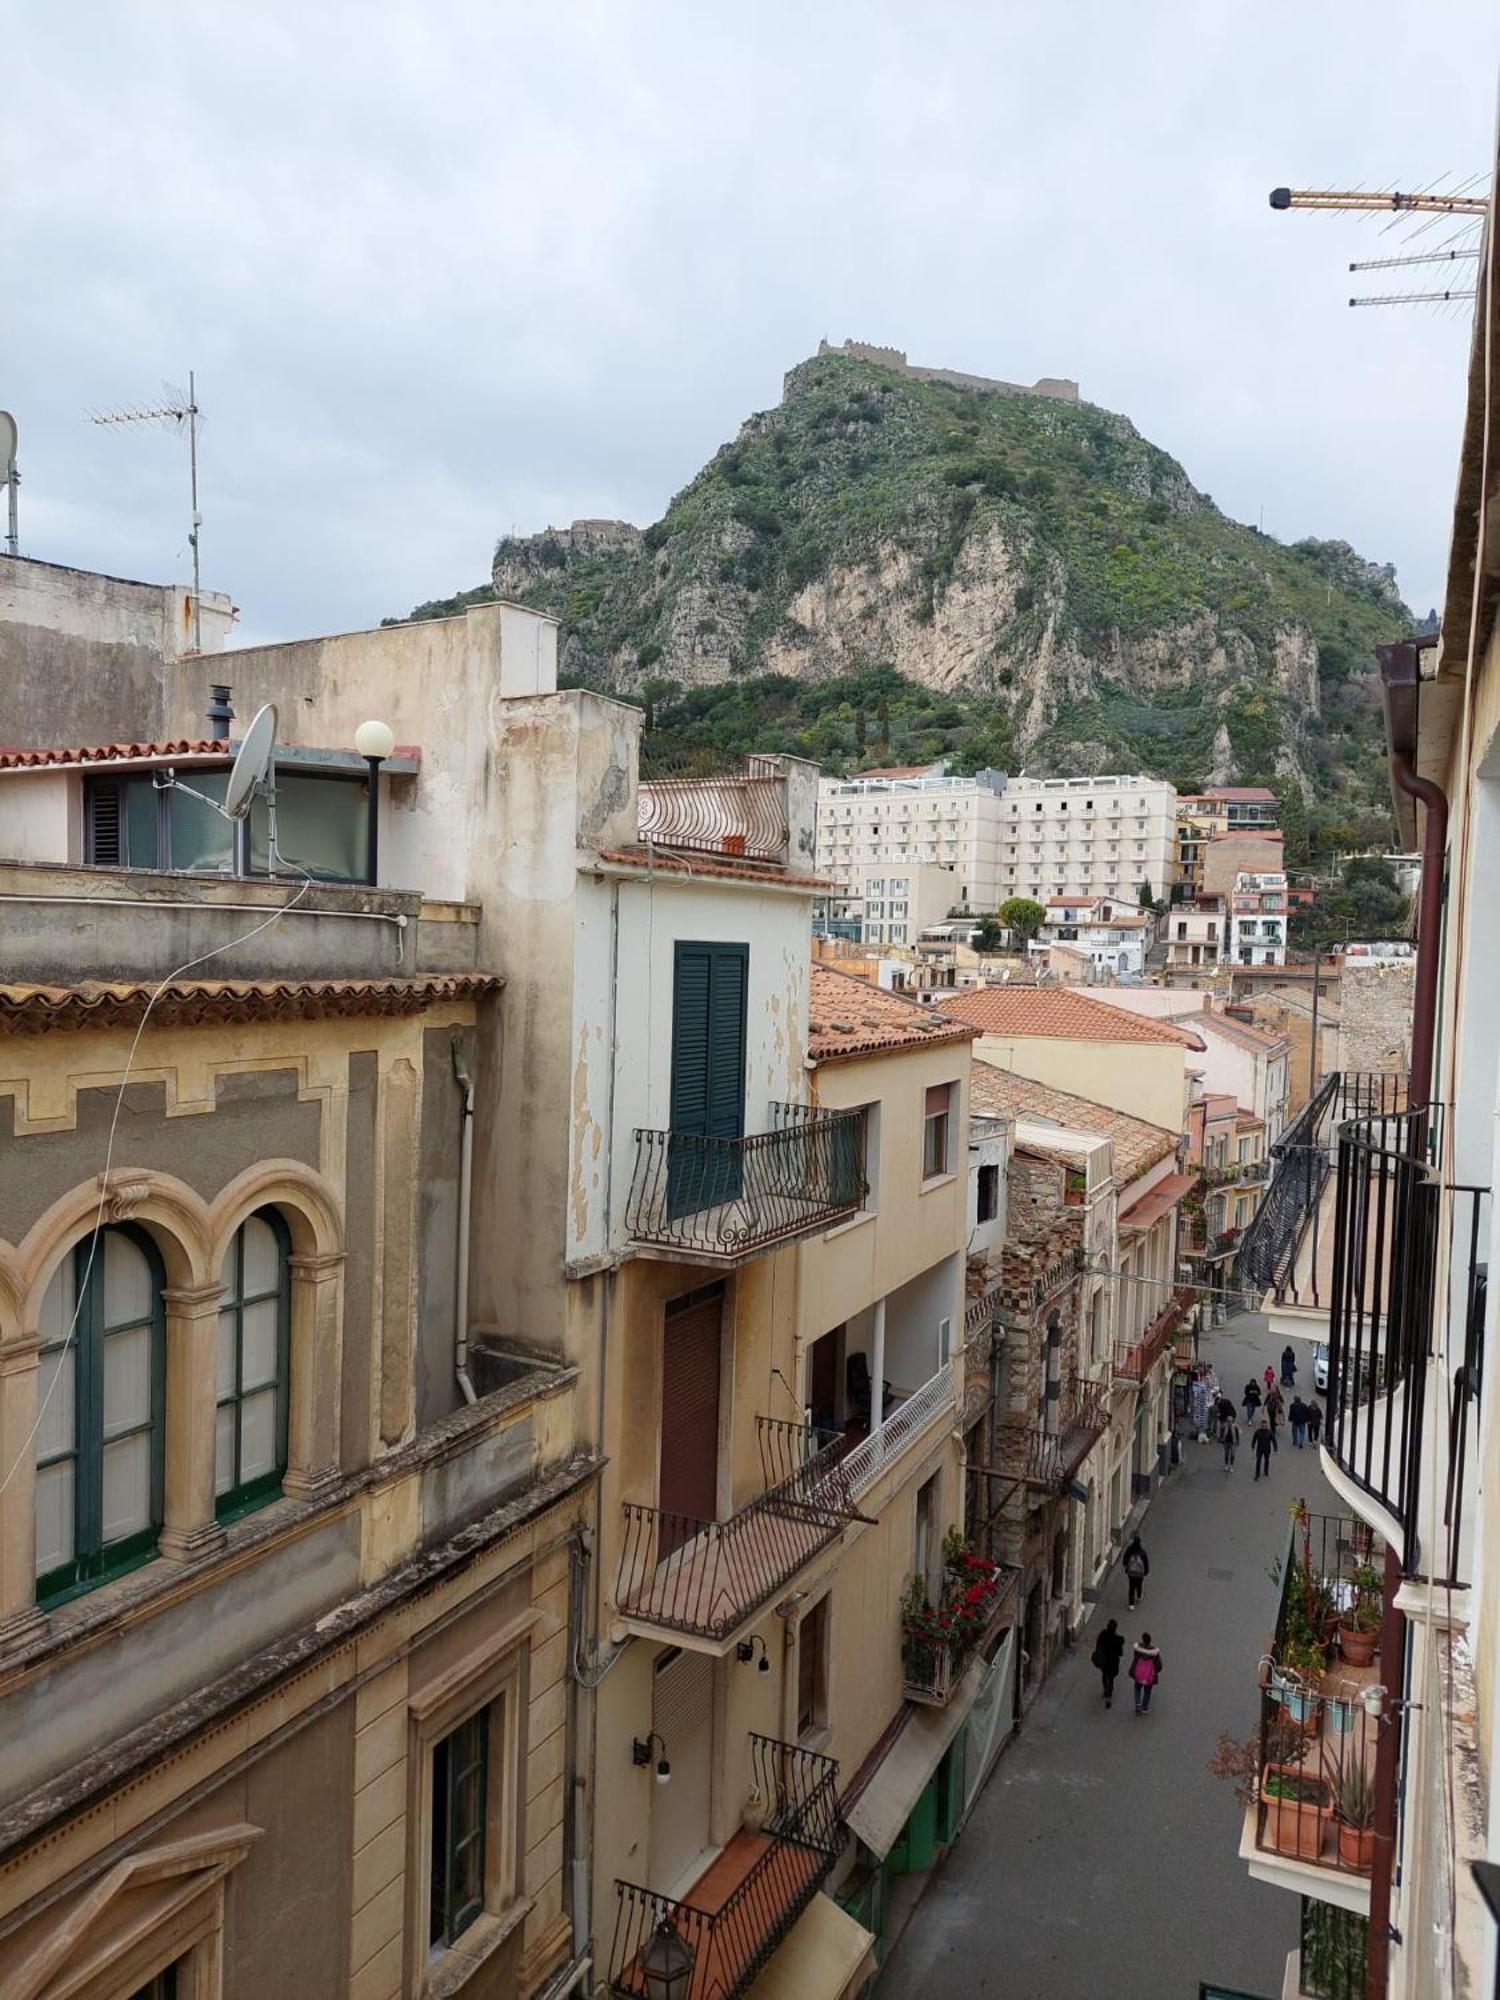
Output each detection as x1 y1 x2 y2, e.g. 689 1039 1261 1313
815 767 1009 911
997 775 1178 906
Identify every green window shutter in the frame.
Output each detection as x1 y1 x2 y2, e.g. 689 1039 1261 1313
669 943 748 1216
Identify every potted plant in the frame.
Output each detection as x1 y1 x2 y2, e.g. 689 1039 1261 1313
1335 1762 1375 1870
1261 1761 1334 1860
1275 1640 1329 1733
741 1783 768 1835
1337 1563 1382 1668
1063 1169 1087 1208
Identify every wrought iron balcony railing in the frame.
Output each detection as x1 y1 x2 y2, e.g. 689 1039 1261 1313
901 1560 1019 1706
1325 1110 1487 1583
615 1417 863 1643
1113 1287 1195 1383
609 1734 843 2000
1204 1158 1270 1188
835 1362 956 1503
999 1375 1110 1491
625 1101 866 1259
638 766 789 862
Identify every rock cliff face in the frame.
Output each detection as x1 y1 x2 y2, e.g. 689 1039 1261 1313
406 351 1410 812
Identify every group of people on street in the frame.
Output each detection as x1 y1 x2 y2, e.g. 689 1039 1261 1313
1090 1537 1164 1713
1233 1350 1322 1479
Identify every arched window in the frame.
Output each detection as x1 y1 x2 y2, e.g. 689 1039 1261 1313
215 1210 291 1519
35 1226 165 1607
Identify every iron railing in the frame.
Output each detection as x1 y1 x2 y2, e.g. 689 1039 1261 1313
609 1735 843 2000
637 768 789 862
1325 1111 1487 1583
999 1375 1110 1491
901 1562 1019 1706
615 1418 860 1642
626 1102 866 1258
1204 1158 1270 1188
837 1362 956 1502
1114 1287 1194 1382
1251 1513 1385 1880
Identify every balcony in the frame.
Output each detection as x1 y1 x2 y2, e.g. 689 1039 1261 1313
999 1375 1110 1492
609 1735 844 2000
625 1102 866 1262
835 1361 958 1503
901 1547 1019 1705
1113 1287 1194 1383
637 761 790 862
1237 1512 1386 1913
614 1418 865 1645
1324 1109 1487 1582
1203 1158 1270 1188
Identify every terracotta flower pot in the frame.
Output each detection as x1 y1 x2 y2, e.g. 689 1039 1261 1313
1337 1819 1375 1871
1260 1764 1333 1861
1337 1623 1378 1668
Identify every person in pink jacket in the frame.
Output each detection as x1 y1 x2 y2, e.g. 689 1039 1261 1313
1130 1633 1163 1714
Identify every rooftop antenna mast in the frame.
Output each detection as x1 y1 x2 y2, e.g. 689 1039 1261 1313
1269 179 1489 310
88 371 204 650
0 412 17 558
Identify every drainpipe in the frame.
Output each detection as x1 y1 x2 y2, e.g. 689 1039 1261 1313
1365 639 1448 2000
452 1043 478 1405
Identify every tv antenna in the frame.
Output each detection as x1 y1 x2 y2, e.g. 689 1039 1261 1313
1269 177 1488 310
0 411 17 557
88 371 204 649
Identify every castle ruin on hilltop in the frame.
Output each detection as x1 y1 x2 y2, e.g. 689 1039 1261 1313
809 338 1080 403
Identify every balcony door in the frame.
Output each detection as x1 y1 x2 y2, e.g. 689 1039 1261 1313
668 942 748 1218
658 1283 724 1560
649 1647 715 1895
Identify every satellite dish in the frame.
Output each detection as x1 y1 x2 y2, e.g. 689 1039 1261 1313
225 703 277 820
0 412 15 468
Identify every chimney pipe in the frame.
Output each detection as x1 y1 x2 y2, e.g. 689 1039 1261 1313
207 685 234 742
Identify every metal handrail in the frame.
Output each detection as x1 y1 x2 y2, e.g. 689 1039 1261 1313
615 1419 860 1642
999 1375 1110 1490
625 1101 866 1257
836 1362 955 1502
608 1735 843 2000
638 772 789 861
902 1562 1019 1706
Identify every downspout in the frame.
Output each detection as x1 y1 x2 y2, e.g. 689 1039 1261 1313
1365 640 1447 2000
452 1044 478 1404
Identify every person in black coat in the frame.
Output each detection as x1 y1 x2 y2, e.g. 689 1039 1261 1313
1252 1416 1276 1480
1243 1378 1262 1424
1123 1534 1150 1607
1281 1343 1298 1386
1306 1397 1323 1446
1091 1617 1125 1707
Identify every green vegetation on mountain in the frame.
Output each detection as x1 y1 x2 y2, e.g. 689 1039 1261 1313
402 351 1414 857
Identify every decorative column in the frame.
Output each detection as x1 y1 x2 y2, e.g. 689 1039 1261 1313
284 1251 345 1498
0 1331 46 1644
159 1281 227 1561
869 1297 886 1434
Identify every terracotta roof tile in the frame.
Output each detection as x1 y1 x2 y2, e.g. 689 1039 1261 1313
807 965 979 1063
0 973 498 1035
1118 1170 1198 1233
969 1062 1179 1183
0 739 226 770
940 985 1206 1049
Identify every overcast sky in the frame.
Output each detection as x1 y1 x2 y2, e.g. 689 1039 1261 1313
7 4 1497 649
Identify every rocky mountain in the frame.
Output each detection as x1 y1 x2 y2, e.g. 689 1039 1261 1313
404 346 1412 850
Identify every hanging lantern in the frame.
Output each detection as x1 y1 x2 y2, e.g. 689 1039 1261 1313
640 1916 696 2000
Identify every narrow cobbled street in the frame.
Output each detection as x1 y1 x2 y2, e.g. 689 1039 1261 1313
882 1311 1336 2000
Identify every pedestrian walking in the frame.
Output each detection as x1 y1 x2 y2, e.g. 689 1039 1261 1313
1091 1617 1125 1707
1130 1633 1163 1713
1306 1398 1323 1447
1215 1393 1237 1438
1263 1364 1276 1395
1252 1416 1275 1479
1243 1378 1262 1424
1222 1414 1240 1471
1265 1385 1284 1435
1123 1534 1150 1608
1289 1396 1308 1448
1281 1343 1297 1387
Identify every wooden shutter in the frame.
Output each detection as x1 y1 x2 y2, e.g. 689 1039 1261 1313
670 943 747 1141
658 1284 723 1553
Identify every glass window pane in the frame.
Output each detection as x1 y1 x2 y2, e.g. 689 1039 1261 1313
240 1215 282 1295
168 769 233 872
240 1299 280 1390
35 1462 74 1575
102 1325 152 1436
217 1309 237 1399
250 774 366 882
215 1404 236 1494
36 1342 75 1461
103 1231 153 1328
238 1390 278 1483
38 1258 75 1342
101 1432 152 1543
124 778 160 870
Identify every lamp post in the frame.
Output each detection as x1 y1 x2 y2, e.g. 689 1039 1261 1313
354 719 395 887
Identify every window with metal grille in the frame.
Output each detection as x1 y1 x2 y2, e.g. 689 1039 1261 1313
430 1709 488 1947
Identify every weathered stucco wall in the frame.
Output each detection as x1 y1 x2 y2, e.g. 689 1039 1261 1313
1337 957 1415 1077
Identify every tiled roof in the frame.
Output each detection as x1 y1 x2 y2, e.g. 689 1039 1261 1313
969 1062 1179 1183
847 764 936 779
1046 895 1102 908
1118 1170 1198 1233
597 846 835 891
940 986 1206 1050
1197 1012 1287 1053
0 739 227 770
807 965 979 1063
1204 787 1278 802
0 973 499 1035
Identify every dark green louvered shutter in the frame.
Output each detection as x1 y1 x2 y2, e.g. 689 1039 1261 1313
669 942 747 1215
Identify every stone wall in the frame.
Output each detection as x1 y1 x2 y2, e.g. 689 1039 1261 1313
811 338 1080 403
1338 957 1415 1076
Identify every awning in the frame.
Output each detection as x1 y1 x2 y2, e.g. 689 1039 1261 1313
1119 1171 1197 1235
844 1660 985 1858
744 1892 876 2000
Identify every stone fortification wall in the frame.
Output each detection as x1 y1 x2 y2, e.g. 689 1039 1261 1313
813 338 1080 404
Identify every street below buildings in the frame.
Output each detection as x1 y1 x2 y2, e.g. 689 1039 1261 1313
882 1310 1335 2000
